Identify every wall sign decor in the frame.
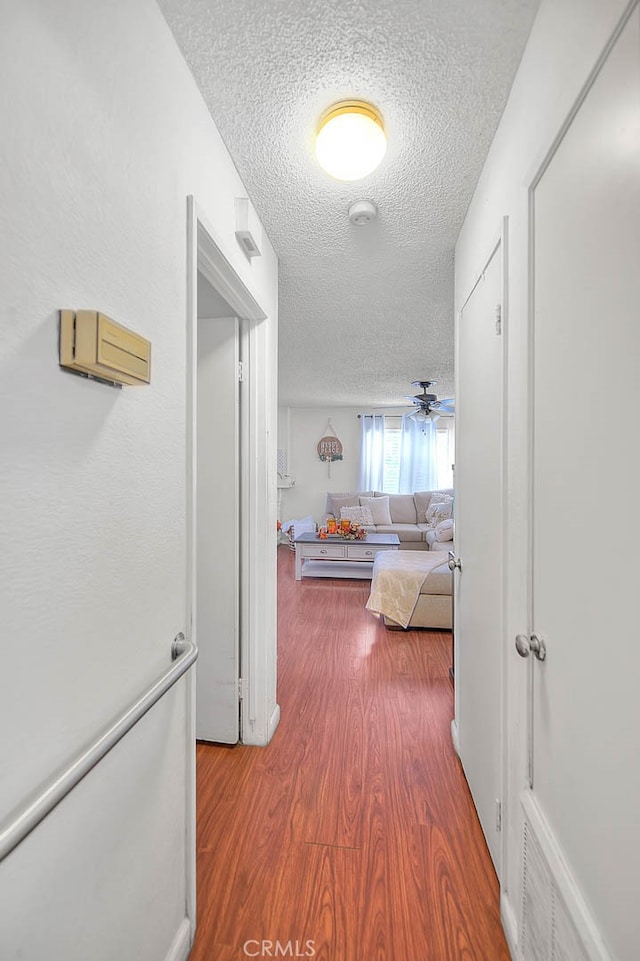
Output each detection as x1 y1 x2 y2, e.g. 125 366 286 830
59 309 151 387
317 419 343 476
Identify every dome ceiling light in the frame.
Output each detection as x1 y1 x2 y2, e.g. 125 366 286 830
315 101 386 181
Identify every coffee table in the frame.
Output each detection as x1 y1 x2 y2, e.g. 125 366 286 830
294 532 400 580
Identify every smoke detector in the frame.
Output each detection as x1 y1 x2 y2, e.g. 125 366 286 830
348 200 377 226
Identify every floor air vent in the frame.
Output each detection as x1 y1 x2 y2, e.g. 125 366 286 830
520 793 612 961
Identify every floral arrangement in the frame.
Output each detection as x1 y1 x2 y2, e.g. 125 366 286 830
336 521 367 540
318 520 367 540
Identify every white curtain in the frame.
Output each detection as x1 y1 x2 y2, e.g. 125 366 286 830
398 415 438 493
358 414 385 491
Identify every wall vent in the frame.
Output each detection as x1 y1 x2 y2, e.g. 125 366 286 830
520 793 613 961
235 197 262 259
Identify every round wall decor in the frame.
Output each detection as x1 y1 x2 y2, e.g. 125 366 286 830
317 435 343 462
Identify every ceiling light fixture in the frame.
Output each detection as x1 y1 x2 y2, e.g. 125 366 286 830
410 408 428 423
315 101 386 181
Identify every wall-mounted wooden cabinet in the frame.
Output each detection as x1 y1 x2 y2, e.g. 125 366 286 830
59 310 151 386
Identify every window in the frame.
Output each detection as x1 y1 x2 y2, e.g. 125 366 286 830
436 426 454 488
359 414 454 493
382 416 402 492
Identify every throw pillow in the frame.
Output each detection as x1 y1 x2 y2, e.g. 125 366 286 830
340 505 374 526
424 493 453 526
359 495 392 526
435 518 454 542
425 499 453 527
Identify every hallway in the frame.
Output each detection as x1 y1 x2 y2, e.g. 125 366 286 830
190 547 509 960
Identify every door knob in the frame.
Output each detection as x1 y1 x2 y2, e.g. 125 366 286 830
448 550 462 572
515 633 547 661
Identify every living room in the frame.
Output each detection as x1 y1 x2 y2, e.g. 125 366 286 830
277 405 455 527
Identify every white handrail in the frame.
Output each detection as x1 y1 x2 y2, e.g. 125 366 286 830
0 633 197 863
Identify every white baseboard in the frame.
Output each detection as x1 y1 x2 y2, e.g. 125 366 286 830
243 702 281 746
268 702 281 741
450 717 460 756
501 892 519 959
164 918 192 961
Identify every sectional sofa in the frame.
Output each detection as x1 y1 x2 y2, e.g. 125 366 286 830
324 488 454 552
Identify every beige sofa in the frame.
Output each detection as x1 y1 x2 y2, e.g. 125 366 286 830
325 488 454 552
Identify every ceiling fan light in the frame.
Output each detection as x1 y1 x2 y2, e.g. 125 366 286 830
410 408 428 422
315 101 386 181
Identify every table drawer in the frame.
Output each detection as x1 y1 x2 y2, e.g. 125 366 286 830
301 543 346 559
347 543 385 560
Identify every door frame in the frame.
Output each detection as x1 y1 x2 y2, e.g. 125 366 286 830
185 195 275 924
453 217 509 881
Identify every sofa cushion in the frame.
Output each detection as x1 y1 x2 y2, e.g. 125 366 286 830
375 524 424 542
326 492 360 518
360 495 392 525
387 493 417 524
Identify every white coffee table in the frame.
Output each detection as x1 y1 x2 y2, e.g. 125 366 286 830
294 532 400 580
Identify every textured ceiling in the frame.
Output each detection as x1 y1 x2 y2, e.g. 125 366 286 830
159 0 539 409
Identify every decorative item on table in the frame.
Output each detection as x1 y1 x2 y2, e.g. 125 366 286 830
327 516 338 534
318 526 328 539
336 521 367 540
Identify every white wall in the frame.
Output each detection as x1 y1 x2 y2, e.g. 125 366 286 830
278 406 362 524
0 2 277 958
455 0 633 954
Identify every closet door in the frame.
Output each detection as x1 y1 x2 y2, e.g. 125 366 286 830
196 315 241 743
523 8 640 958
454 231 505 875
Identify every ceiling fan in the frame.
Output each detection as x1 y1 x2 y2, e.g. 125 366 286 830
405 380 455 419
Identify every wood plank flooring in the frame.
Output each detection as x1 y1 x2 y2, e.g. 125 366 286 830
190 546 510 961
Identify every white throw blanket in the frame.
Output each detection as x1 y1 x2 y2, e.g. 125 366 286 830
366 550 450 628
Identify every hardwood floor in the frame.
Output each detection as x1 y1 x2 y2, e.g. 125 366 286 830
190 546 509 961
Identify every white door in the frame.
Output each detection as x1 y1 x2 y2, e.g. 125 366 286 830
196 314 240 742
454 235 505 874
524 8 640 959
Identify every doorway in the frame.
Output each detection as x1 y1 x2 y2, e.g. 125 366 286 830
196 272 241 743
186 196 279 748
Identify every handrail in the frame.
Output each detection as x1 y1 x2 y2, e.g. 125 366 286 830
0 633 197 863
